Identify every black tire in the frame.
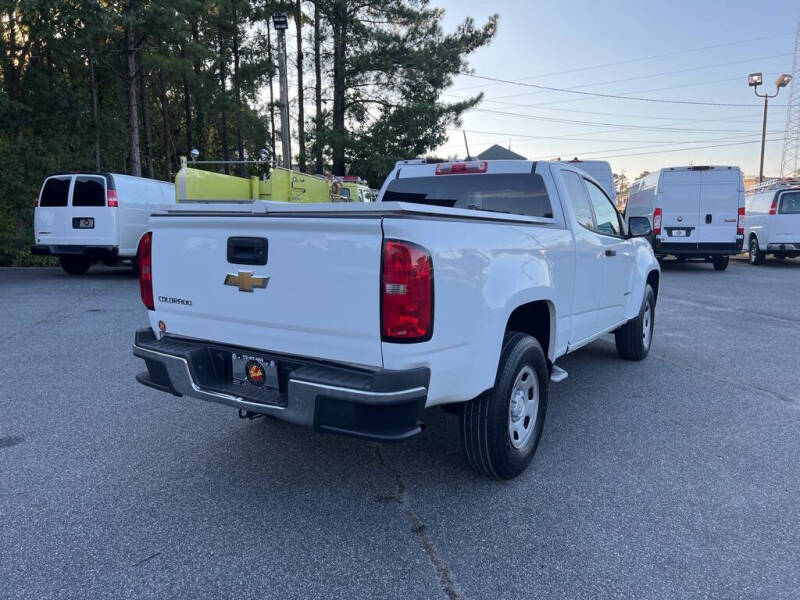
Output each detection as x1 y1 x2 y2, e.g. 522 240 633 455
614 284 655 361
711 255 729 271
460 332 548 480
59 255 91 275
749 237 765 265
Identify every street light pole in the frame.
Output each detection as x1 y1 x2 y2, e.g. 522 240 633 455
272 13 291 168
749 72 793 182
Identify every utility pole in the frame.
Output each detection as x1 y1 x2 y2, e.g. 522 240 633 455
780 22 800 178
272 12 291 168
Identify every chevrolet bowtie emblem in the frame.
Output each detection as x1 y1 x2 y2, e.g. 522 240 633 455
224 271 269 293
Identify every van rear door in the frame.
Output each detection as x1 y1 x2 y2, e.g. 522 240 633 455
658 170 700 245
697 168 740 245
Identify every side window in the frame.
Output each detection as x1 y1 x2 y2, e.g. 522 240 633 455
73 176 106 207
562 171 594 230
779 191 800 214
39 177 71 207
585 179 622 236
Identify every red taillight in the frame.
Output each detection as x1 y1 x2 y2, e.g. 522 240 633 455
737 206 745 235
138 232 154 310
652 208 662 235
769 198 777 215
34 192 39 207
107 189 118 207
435 161 487 175
381 240 433 341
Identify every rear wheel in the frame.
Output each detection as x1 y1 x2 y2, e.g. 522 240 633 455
460 332 548 480
59 255 91 275
749 237 765 265
615 284 655 361
711 255 729 271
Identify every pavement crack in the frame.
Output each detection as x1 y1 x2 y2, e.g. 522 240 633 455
132 551 161 567
375 446 462 600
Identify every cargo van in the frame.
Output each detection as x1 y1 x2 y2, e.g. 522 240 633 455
32 172 174 274
744 184 800 264
625 166 744 270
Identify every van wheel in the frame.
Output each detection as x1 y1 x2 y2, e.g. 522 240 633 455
711 256 729 271
749 238 765 265
615 284 655 361
59 255 91 275
460 332 548 480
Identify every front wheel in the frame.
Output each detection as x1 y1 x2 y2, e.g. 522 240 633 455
615 284 655 361
749 238 765 265
711 255 729 271
460 332 548 480
59 255 91 275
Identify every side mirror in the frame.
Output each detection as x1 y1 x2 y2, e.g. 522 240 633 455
628 216 652 238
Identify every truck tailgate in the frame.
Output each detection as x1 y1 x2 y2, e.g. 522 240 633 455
149 214 384 367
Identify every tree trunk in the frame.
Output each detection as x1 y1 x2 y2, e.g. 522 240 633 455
158 68 173 178
89 53 101 171
139 71 154 179
124 3 141 177
191 20 206 159
313 0 323 174
267 20 276 164
218 12 229 174
232 3 245 177
295 0 306 172
180 45 194 154
331 2 346 176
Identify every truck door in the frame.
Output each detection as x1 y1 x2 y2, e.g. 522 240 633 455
560 170 603 344
583 178 635 330
697 168 739 245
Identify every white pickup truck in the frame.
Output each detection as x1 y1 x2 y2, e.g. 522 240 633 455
133 159 660 479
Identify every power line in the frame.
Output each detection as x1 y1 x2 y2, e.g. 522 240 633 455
471 107 781 133
487 54 791 102
451 128 771 146
450 32 794 93
546 137 784 161
462 74 787 107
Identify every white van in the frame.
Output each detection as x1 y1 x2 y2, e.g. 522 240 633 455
625 166 744 270
744 184 800 264
562 158 616 204
32 172 174 274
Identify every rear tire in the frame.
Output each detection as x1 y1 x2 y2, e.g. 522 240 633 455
749 237 765 265
615 284 655 361
460 332 548 480
59 255 91 275
711 255 729 271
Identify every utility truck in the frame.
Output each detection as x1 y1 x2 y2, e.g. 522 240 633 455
132 159 660 479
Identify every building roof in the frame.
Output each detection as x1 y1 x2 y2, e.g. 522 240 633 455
476 144 527 161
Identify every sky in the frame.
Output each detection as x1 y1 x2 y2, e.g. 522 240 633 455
434 0 799 180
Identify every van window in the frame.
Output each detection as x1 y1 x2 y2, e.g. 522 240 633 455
384 173 553 218
39 177 71 207
73 176 106 207
562 171 594 230
585 179 622 236
779 191 800 214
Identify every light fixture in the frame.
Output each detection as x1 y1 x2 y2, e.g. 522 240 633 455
748 72 763 87
776 73 793 89
190 148 199 161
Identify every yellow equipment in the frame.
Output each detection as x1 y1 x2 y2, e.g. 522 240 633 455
175 156 351 204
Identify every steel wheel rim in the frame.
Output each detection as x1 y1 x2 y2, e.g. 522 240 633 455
642 303 652 349
508 365 539 450
750 240 757 262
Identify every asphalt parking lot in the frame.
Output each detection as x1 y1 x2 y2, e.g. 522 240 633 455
2 256 799 599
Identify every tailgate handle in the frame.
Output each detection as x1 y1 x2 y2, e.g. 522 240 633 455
227 237 268 265
705 214 712 224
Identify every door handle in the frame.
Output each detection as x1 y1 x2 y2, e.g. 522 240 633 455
605 249 616 257
705 214 712 224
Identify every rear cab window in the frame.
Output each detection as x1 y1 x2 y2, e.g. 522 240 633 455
39 177 71 207
73 176 107 207
383 173 554 219
779 191 800 215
